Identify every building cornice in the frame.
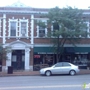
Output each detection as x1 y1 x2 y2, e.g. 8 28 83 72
0 10 48 14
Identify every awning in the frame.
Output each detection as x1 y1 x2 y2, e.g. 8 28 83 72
65 47 75 53
34 47 90 53
74 47 90 53
34 47 55 53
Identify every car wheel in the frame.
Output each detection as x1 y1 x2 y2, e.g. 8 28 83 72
45 70 51 76
69 70 76 76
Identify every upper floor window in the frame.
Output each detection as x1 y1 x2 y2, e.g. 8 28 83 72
53 23 59 33
36 20 47 38
19 19 28 37
9 19 18 37
21 22 27 36
39 26 45 37
10 22 16 36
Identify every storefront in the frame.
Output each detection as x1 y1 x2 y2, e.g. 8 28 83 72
33 47 90 71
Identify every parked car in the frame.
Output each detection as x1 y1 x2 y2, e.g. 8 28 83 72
40 62 80 76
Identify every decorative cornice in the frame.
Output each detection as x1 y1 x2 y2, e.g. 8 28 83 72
0 10 48 14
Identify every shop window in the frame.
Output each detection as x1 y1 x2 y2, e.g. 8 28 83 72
34 55 40 58
44 55 53 66
73 54 88 66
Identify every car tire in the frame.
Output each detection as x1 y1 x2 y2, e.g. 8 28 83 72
45 70 51 76
69 70 76 76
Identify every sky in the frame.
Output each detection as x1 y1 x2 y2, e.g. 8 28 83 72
0 0 90 9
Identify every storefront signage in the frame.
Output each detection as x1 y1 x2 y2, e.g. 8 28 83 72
34 55 40 58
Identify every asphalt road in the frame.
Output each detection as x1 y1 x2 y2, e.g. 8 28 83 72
0 74 90 90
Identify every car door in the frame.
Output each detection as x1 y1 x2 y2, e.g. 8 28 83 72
51 63 63 74
62 62 71 74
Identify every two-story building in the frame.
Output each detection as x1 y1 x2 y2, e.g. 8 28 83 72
0 1 90 71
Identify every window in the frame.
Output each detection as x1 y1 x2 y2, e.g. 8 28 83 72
10 22 16 36
52 23 59 37
21 22 27 36
39 26 45 37
53 23 59 31
63 62 71 66
55 63 62 67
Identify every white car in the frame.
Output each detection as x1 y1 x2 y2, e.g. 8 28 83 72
40 62 80 76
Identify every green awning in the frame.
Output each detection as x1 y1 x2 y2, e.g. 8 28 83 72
34 47 90 53
34 47 55 53
74 47 90 53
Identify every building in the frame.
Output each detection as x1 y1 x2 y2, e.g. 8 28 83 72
0 1 90 71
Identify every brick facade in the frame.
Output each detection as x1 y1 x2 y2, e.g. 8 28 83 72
0 4 90 71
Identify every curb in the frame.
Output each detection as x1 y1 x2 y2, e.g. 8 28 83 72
0 70 90 77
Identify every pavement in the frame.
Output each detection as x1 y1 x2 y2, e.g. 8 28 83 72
0 69 90 77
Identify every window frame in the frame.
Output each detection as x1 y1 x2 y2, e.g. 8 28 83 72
19 19 28 37
8 19 18 37
36 20 47 38
39 26 46 37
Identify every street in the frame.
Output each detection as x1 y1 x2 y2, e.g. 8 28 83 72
0 74 90 90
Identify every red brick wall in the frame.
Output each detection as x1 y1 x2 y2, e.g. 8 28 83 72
30 48 33 65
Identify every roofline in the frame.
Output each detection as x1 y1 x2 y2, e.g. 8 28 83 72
0 10 48 14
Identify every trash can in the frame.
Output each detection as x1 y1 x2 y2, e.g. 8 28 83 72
0 65 2 72
8 66 13 74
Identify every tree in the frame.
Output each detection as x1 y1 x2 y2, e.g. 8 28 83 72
47 6 88 62
0 44 10 65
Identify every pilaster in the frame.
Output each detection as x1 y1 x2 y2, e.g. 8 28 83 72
3 14 6 44
31 14 34 44
25 48 30 70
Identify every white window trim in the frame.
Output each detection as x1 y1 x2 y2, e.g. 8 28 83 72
8 19 18 37
36 25 39 37
19 19 28 37
86 21 89 38
0 19 1 37
36 20 47 38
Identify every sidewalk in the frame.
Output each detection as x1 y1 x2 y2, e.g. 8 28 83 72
0 69 90 77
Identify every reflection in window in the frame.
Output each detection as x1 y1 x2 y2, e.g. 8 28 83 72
53 23 59 31
63 62 71 66
55 63 62 67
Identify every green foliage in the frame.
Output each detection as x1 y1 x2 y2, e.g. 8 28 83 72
47 6 88 62
35 20 46 28
0 44 10 62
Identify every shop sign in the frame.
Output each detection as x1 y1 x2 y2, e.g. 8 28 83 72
34 55 40 58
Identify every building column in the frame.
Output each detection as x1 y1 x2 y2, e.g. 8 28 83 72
31 14 34 45
25 48 30 70
5 51 12 71
3 14 6 44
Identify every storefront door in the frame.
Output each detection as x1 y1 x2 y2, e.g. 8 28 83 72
11 50 25 70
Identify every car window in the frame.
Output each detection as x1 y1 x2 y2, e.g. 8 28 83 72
55 63 62 67
63 62 71 66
